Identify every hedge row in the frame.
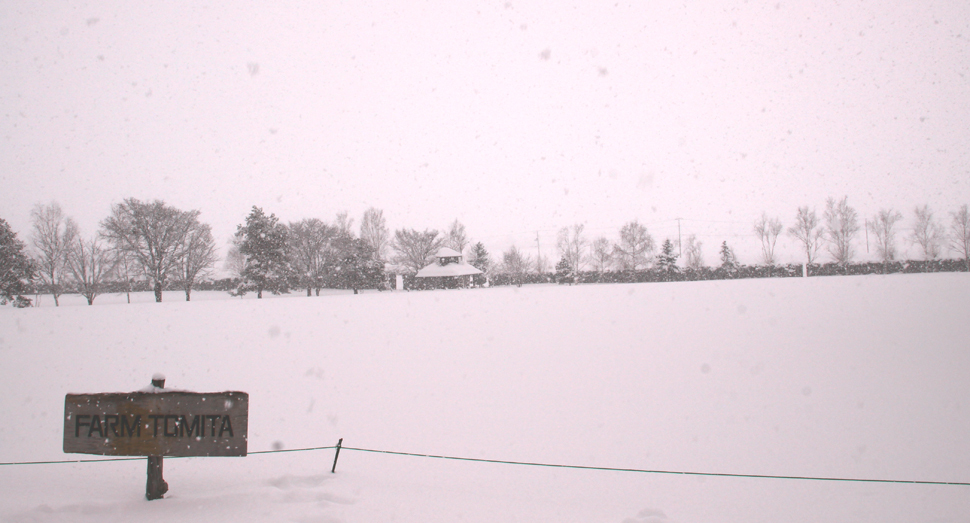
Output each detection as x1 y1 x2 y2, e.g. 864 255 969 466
32 257 970 295
31 277 241 296
482 258 969 289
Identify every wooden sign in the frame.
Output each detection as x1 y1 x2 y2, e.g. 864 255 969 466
64 391 248 457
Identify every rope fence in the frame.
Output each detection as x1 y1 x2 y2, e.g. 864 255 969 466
3 442 969 487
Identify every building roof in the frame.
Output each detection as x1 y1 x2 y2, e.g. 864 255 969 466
415 262 483 278
435 247 462 258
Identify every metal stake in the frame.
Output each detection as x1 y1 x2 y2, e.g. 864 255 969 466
331 438 343 473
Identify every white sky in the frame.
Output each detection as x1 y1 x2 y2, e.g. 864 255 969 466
2 1 968 265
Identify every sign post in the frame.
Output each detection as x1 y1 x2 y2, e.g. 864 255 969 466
146 375 167 500
64 375 248 500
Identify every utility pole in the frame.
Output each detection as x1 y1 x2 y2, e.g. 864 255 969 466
535 231 542 273
676 218 682 256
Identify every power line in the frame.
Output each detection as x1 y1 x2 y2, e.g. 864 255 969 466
6 444 968 487
340 447 970 486
13 448 960 487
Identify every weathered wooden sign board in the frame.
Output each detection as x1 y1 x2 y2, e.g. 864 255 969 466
64 391 248 457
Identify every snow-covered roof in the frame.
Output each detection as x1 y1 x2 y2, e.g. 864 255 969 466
415 262 483 278
435 247 462 258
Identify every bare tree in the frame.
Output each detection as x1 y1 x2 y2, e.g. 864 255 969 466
590 237 613 272
787 206 824 265
29 202 77 306
288 219 336 296
335 211 355 237
823 196 860 265
753 213 783 265
950 204 970 271
392 228 443 273
359 208 390 262
65 234 115 305
501 245 531 285
613 220 654 270
683 234 704 270
175 218 218 301
101 198 197 302
445 219 469 255
911 204 945 260
556 224 588 272
868 208 904 264
223 238 246 279
534 254 550 274
114 248 135 304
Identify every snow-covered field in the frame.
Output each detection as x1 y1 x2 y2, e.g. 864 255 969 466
2 274 969 523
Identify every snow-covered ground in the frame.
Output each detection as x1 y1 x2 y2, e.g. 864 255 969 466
2 273 969 523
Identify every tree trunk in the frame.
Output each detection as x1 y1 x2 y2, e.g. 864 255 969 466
154 281 163 302
86 296 94 305
185 288 191 301
307 287 312 297
257 288 263 299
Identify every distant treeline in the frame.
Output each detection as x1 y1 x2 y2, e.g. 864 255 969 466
426 258 969 289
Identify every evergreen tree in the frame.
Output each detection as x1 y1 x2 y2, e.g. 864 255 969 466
467 242 491 273
555 256 574 284
1 218 36 307
232 206 291 298
333 237 385 294
719 241 738 274
466 241 490 286
656 239 679 280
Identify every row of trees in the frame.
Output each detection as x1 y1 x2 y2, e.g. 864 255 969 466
3 197 969 304
227 207 497 296
2 201 498 304
227 207 386 297
489 200 970 282
768 199 969 269
0 199 217 306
